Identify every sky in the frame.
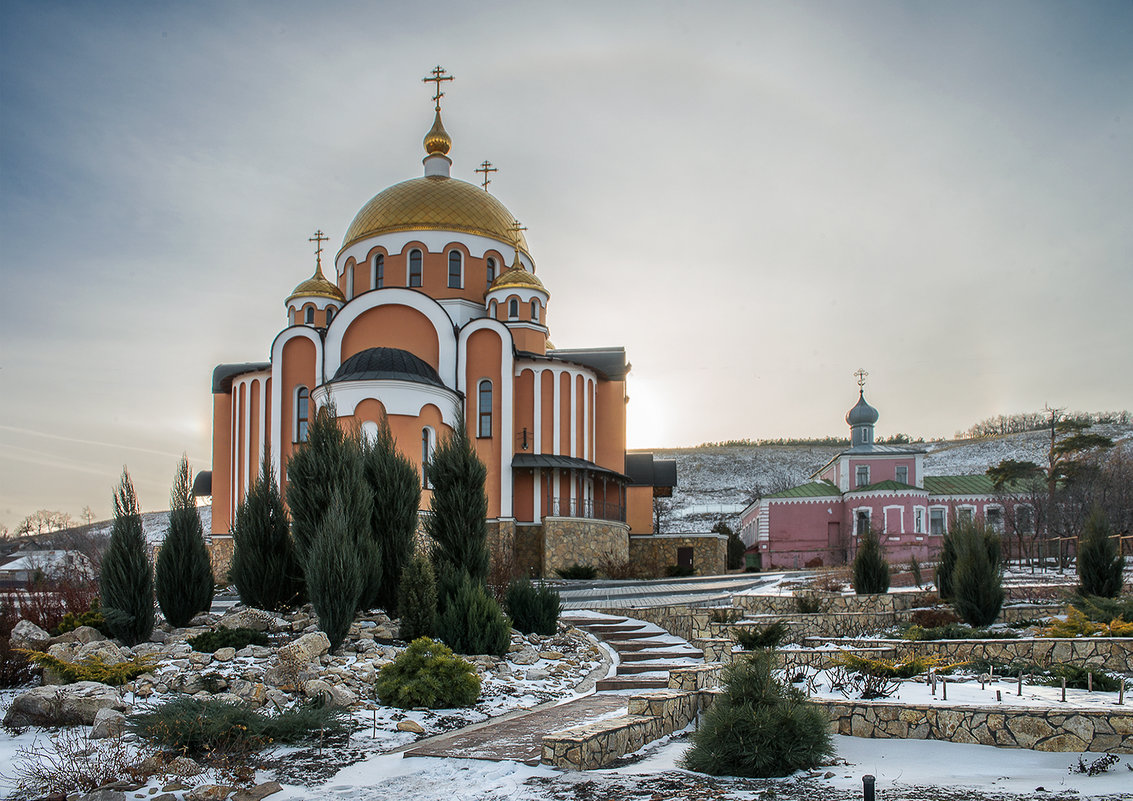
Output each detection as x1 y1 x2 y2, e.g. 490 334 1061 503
1 0 1131 528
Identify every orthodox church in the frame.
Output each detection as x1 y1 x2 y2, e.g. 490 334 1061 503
199 70 719 578
738 378 1034 570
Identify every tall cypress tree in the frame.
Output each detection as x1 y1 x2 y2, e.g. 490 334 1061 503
230 450 304 611
155 456 215 627
852 528 890 595
1077 508 1124 598
951 521 1004 627
100 468 154 645
307 492 364 652
362 416 420 616
425 413 490 607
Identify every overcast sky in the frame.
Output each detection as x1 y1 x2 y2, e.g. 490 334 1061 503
1 1 1131 528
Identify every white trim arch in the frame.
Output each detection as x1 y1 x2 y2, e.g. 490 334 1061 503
270 326 325 480
322 288 458 388
312 379 461 428
458 318 515 517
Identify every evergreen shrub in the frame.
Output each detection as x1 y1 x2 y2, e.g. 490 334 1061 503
909 556 923 588
306 494 364 651
436 574 510 656
375 637 481 709
1077 509 1124 598
951 522 1004 628
852 529 890 595
229 452 304 611
53 599 109 637
100 469 154 646
505 578 560 636
733 621 789 650
681 650 833 777
396 553 437 642
155 456 215 628
20 651 157 686
187 628 269 653
936 528 958 600
554 564 597 580
362 417 420 616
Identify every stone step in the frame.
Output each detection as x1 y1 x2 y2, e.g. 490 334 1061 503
617 649 703 662
595 676 670 691
615 662 692 675
591 630 659 642
574 623 649 634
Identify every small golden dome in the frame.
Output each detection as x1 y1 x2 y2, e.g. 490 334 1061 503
489 266 548 295
287 266 345 304
423 110 452 156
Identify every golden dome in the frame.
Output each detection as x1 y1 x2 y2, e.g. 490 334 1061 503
342 175 532 253
489 266 548 295
287 266 345 304
423 110 452 156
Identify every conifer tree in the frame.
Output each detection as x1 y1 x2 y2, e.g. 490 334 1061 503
852 528 890 594
306 492 364 652
935 525 959 600
230 450 304 611
951 521 1004 627
396 552 437 642
1077 508 1124 598
362 415 420 616
100 468 154 645
436 573 510 656
155 456 215 627
425 413 490 608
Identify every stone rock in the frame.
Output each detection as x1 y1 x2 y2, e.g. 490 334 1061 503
149 628 169 644
218 608 274 632
301 679 357 708
77 639 129 665
154 795 178 801
3 681 126 727
214 647 237 662
188 651 214 667
278 632 330 668
525 668 550 681
511 647 540 665
539 650 564 660
189 613 216 627
397 719 426 734
11 619 52 650
70 625 107 644
186 785 237 801
131 642 166 659
78 790 126 801
90 707 126 739
232 782 283 801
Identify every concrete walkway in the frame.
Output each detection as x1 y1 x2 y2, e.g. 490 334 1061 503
557 572 793 609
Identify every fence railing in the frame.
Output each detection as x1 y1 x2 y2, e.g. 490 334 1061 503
544 496 625 523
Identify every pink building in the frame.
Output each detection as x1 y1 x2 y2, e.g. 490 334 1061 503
739 388 1034 570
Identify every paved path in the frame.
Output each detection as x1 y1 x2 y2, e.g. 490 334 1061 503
557 572 794 609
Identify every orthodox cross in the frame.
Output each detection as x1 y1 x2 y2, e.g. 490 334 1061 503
509 219 527 248
422 65 454 111
854 368 869 390
309 229 329 271
475 159 497 190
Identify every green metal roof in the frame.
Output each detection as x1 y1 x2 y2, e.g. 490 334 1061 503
765 481 842 499
851 479 922 493
924 475 1000 495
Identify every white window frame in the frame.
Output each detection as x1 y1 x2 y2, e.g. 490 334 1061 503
929 506 947 536
477 379 493 438
895 465 908 485
985 504 1005 533
883 505 904 534
372 253 384 289
855 464 870 488
957 505 976 526
294 386 310 443
345 264 354 300
408 249 423 288
914 506 925 534
853 507 871 536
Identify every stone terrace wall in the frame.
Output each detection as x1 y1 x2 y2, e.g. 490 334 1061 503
629 534 727 578
814 698 1133 753
514 523 543 577
592 605 712 642
813 637 1133 673
542 517 629 576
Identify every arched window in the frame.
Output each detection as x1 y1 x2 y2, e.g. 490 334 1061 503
478 379 493 438
288 308 295 325
304 306 314 325
486 257 496 287
373 254 384 289
448 250 462 289
508 298 518 319
421 427 433 488
295 387 310 443
325 306 334 325
345 264 354 299
530 300 539 321
409 249 422 287
489 300 497 317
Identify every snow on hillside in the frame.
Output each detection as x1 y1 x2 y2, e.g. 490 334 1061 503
86 505 213 546
654 423 1133 531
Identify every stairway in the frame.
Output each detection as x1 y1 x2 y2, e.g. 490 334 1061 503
562 612 703 691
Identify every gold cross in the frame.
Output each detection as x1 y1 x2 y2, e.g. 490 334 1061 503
475 160 497 190
854 368 869 389
422 65 454 111
309 229 328 271
508 219 527 248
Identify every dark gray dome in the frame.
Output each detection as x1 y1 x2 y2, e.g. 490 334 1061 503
846 391 879 426
331 347 444 388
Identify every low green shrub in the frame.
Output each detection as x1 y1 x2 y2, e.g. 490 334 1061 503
1073 595 1133 624
733 621 789 650
504 578 560 636
186 627 268 653
1 637 34 688
1041 606 1133 638
681 650 833 777
554 564 597 580
1041 663 1121 692
831 652 963 679
52 599 110 637
710 608 743 625
435 574 510 656
375 637 481 709
794 593 824 614
129 696 347 756
902 623 1019 641
20 651 157 686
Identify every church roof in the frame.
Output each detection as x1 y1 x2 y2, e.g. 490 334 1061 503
287 266 344 304
341 175 531 254
846 391 880 426
849 479 924 493
923 475 1008 495
765 481 842 499
330 347 444 388
489 266 547 294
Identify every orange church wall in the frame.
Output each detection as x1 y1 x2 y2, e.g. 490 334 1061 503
341 304 440 372
559 371 572 457
248 379 261 493
540 370 554 454
626 485 654 535
236 382 246 508
211 393 232 536
510 326 546 353
594 378 626 473
515 369 535 453
465 328 503 519
279 336 317 502
575 374 585 458
514 470 534 522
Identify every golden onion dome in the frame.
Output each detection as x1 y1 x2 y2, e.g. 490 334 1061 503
341 175 532 253
423 110 452 156
489 266 548 295
287 266 345 304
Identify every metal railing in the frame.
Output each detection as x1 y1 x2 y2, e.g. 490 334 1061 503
544 496 625 523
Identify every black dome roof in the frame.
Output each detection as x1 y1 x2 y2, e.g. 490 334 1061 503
846 391 880 426
331 347 444 388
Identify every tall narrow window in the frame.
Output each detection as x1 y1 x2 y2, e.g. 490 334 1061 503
478 379 493 437
986 506 1004 532
508 298 518 319
855 510 870 536
421 428 432 488
409 249 422 287
288 308 295 325
486 257 496 287
958 507 974 526
930 508 945 535
373 254 384 288
1016 505 1033 535
448 250 462 288
914 508 924 533
895 465 908 484
345 264 354 299
296 387 310 443
855 464 869 488
325 307 335 325
304 307 314 325
530 300 538 321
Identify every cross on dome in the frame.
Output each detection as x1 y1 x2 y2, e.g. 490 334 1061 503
308 229 329 271
476 160 497 190
854 368 869 391
422 65 454 112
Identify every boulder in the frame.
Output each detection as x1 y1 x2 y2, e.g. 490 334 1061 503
510 647 540 665
90 707 126 739
76 639 129 665
277 632 330 667
301 678 357 708
232 782 283 801
78 790 126 801
525 668 550 681
214 647 237 662
218 608 274 632
397 719 426 734
70 625 107 644
186 785 237 801
10 619 52 650
3 681 126 727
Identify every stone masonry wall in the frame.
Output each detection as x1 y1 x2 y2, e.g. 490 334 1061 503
514 524 544 577
814 637 1133 673
205 538 233 584
542 517 629 576
628 534 727 578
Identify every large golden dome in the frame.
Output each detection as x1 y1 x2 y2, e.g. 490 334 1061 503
341 175 531 254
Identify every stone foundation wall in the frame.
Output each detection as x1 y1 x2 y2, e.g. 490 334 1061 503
514 524 544 577
485 519 516 579
813 698 1133 753
628 534 727 578
206 538 234 584
812 637 1133 673
542 517 629 576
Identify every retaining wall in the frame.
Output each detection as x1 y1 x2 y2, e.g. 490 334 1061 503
812 637 1133 673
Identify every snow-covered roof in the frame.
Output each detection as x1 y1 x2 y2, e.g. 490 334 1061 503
0 550 91 572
